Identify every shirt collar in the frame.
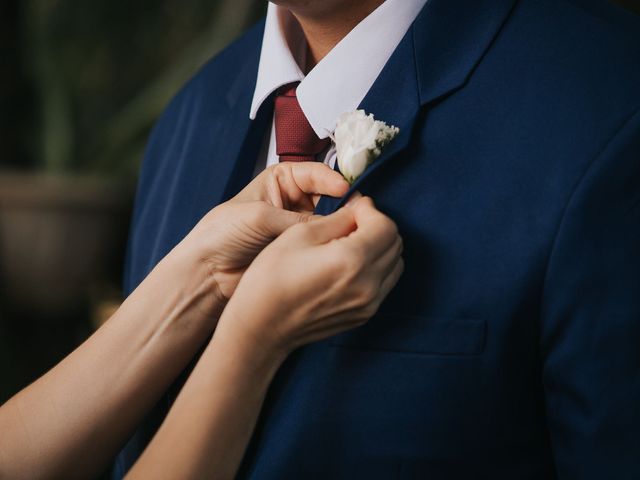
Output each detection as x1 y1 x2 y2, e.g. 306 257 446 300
250 0 428 139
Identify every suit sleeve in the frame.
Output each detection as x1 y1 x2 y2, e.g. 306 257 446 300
540 107 640 479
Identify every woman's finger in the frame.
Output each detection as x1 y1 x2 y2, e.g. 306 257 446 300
231 163 347 209
301 207 357 244
377 257 405 301
373 236 404 276
257 205 313 238
348 197 400 259
288 162 350 198
345 191 363 207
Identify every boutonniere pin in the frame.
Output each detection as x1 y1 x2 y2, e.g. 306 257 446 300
332 110 399 185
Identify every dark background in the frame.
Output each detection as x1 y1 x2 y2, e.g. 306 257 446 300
0 0 266 406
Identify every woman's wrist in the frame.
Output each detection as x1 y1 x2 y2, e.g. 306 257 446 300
125 244 228 343
213 299 291 372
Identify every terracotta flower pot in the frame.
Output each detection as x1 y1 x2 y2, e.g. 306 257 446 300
0 172 132 320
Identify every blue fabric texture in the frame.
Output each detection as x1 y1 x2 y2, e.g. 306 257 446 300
113 0 640 478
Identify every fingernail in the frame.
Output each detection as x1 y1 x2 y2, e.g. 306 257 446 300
346 191 362 207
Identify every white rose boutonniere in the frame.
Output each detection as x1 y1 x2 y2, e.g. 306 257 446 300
333 110 400 185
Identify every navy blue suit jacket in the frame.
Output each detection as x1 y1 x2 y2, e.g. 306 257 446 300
114 0 640 478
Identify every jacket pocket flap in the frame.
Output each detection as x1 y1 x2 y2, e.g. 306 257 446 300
329 314 486 356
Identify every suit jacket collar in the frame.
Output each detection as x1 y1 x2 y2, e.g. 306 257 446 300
214 21 272 205
250 0 429 139
414 0 517 106
316 0 517 214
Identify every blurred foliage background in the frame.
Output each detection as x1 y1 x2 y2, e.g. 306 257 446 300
0 0 266 418
1 0 265 177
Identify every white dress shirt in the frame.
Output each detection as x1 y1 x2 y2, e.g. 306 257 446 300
250 0 428 173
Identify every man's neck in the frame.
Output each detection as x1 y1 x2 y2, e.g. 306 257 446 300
287 0 386 70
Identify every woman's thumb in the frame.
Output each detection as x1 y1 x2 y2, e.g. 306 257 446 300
301 206 357 244
260 205 312 238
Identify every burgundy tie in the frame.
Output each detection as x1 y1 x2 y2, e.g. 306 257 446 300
274 83 330 162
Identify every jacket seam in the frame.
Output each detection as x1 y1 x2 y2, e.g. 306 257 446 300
538 104 640 355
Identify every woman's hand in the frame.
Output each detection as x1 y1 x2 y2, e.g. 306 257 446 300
177 162 349 304
0 162 348 480
218 195 404 359
127 195 403 480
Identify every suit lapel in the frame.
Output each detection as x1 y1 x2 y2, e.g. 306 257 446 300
315 28 421 215
219 91 274 202
315 0 517 215
413 0 517 106
207 32 272 208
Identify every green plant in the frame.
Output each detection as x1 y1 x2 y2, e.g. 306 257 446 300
23 0 264 179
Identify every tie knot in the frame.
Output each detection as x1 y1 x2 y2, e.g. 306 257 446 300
274 82 330 163
278 83 298 97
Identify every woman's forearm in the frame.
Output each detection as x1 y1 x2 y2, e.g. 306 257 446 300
127 312 287 480
0 247 223 480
